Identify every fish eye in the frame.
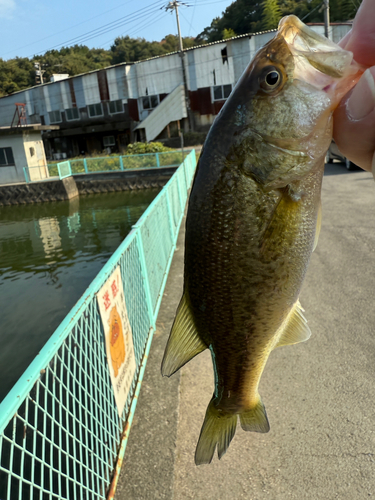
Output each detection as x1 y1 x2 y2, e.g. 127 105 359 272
259 67 283 93
265 71 280 87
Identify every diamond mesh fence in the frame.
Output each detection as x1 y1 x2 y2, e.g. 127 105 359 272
0 150 196 500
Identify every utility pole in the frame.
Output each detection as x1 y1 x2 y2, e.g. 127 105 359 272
165 1 193 132
323 0 330 39
34 62 45 85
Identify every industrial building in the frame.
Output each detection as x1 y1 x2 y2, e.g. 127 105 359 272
0 23 351 161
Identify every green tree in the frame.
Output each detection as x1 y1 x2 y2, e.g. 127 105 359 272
110 36 166 64
262 0 282 30
161 34 197 52
110 35 198 65
340 0 361 20
196 1 265 43
223 28 236 39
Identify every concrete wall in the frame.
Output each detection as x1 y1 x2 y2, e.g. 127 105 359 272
0 167 175 205
0 177 76 205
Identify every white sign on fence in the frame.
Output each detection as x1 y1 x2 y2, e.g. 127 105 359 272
97 266 136 417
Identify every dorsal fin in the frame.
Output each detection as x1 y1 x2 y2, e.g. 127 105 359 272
161 293 207 377
275 300 311 348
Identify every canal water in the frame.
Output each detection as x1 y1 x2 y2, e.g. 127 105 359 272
0 189 160 403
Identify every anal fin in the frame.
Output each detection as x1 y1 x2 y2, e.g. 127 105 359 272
161 292 207 377
275 300 311 349
239 396 270 433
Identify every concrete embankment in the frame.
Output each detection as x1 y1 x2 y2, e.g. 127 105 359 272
0 167 176 206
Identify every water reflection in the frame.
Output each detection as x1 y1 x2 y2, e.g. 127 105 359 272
0 189 160 402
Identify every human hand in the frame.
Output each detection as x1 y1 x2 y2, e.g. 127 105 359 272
333 0 375 173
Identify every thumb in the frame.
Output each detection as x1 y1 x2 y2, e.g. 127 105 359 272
333 67 375 174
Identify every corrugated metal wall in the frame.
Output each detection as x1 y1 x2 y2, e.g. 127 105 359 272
135 54 182 97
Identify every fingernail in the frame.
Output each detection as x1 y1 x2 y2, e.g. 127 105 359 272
347 68 375 120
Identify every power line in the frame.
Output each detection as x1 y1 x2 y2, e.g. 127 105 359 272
301 2 324 22
187 0 198 37
191 0 231 5
17 0 232 60
179 8 198 36
101 10 168 49
26 1 166 59
29 2 164 56
1 0 141 59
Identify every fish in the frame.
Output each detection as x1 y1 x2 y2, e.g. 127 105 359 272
161 15 363 465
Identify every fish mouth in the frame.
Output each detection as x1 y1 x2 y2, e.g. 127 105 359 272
278 15 363 107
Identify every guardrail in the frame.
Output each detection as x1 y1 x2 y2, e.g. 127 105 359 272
22 165 50 184
50 151 190 180
23 151 190 183
1 150 197 500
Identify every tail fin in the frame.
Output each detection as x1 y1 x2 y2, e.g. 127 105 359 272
195 398 237 466
195 396 270 466
239 397 270 433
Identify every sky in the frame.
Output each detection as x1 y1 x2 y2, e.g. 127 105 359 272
0 0 234 60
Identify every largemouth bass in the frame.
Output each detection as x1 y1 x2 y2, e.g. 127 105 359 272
161 15 362 465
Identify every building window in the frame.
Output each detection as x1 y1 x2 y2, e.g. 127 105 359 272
29 147 35 157
108 100 123 114
88 103 103 117
49 110 62 123
213 84 232 101
221 47 228 64
141 95 159 110
66 107 80 121
103 136 115 147
0 147 15 166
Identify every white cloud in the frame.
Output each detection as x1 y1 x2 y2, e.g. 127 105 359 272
0 0 16 18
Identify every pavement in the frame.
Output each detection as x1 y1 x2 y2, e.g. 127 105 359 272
116 162 375 500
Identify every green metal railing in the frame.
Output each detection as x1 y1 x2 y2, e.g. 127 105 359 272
22 166 50 184
0 150 197 500
23 151 190 183
50 151 189 180
57 161 72 180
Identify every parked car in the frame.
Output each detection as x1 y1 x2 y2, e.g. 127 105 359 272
326 140 358 170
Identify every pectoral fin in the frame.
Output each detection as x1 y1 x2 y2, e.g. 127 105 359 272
161 293 207 377
275 300 311 348
260 188 302 256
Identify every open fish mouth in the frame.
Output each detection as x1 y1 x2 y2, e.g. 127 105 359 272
278 15 363 106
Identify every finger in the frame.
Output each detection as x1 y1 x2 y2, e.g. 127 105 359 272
340 0 375 67
333 67 375 173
